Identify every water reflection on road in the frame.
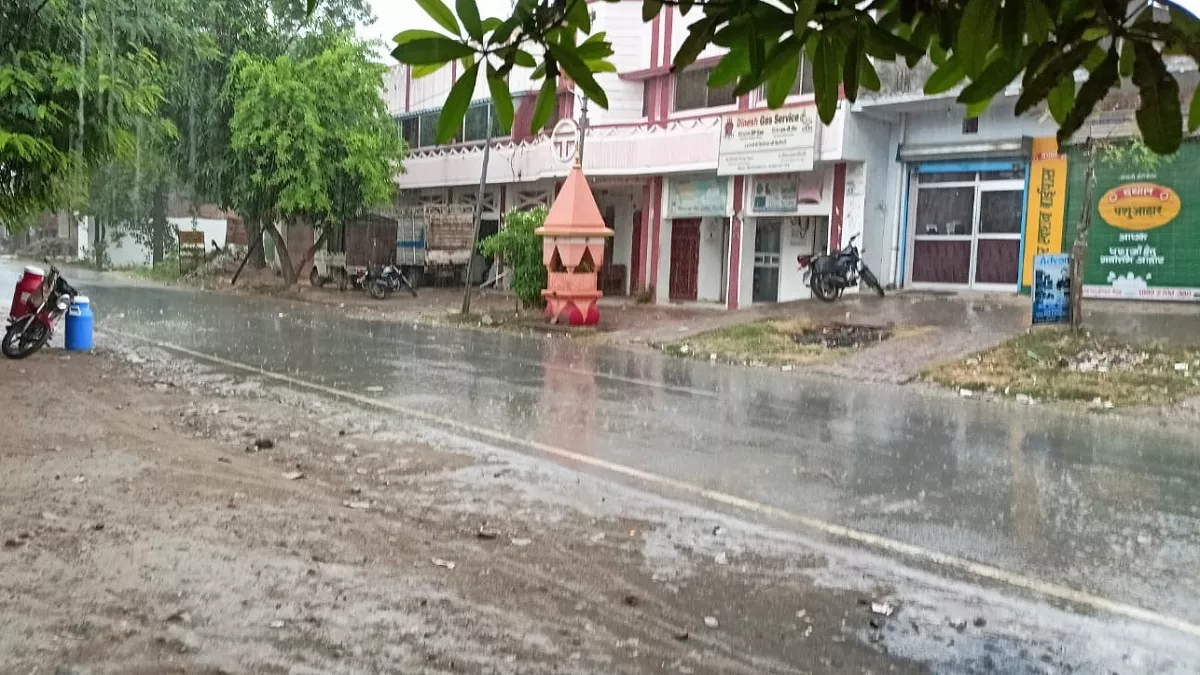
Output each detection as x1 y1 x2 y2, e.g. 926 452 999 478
8 259 1199 626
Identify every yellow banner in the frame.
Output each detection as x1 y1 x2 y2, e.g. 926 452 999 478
1022 137 1068 287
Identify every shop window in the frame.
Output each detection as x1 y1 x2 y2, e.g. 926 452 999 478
979 191 1024 234
400 117 420 148
674 67 736 112
418 111 439 147
463 105 490 142
642 81 654 117
979 167 1025 180
962 116 979 134
915 188 975 236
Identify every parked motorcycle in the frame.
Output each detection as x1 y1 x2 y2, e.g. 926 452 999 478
3 263 78 359
365 264 418 300
797 234 885 302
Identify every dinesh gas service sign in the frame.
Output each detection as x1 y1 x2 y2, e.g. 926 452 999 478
1065 139 1199 301
717 105 818 176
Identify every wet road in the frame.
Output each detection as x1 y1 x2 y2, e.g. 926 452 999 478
9 259 1200 634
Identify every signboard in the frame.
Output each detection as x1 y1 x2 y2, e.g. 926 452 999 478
750 174 824 214
1065 139 1200 301
666 176 729 218
177 229 206 274
550 119 580 164
717 106 818 176
1031 253 1070 325
1020 137 1068 288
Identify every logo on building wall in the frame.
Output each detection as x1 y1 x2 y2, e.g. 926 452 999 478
1098 183 1181 231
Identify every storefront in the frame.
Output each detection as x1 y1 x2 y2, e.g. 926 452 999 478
903 159 1028 290
658 174 731 304
740 172 832 303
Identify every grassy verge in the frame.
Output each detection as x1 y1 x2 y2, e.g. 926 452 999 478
663 319 898 367
116 259 185 283
924 329 1200 407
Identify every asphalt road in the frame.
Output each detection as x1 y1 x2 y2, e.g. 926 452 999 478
6 258 1200 672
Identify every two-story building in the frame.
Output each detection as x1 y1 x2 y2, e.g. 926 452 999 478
387 1 1197 309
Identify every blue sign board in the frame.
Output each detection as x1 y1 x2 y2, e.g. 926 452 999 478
1032 253 1071 325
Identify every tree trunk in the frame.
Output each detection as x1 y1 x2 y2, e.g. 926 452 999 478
294 230 328 287
264 222 295 285
246 218 267 268
1068 139 1097 331
150 181 169 265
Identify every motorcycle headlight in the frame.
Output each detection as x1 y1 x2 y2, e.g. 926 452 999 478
56 296 70 311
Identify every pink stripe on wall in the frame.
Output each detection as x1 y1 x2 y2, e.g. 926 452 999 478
405 68 412 113
656 9 673 124
726 176 744 310
649 177 663 292
830 163 847 252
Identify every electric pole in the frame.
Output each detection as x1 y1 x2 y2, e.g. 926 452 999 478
461 115 494 315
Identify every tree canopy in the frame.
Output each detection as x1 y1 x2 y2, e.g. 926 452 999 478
389 0 1200 155
226 35 406 283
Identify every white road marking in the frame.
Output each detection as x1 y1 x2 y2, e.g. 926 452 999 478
106 330 1200 640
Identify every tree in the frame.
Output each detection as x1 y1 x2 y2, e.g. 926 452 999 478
0 0 167 232
226 35 406 285
479 207 548 308
389 0 1200 154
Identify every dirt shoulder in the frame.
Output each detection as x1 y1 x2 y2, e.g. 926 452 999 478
1 350 931 675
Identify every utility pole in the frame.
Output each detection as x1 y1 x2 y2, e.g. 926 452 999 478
577 95 589 164
461 115 494 315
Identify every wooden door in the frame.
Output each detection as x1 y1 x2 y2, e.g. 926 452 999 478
669 219 701 301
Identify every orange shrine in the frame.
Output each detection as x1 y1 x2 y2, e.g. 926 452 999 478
535 160 614 326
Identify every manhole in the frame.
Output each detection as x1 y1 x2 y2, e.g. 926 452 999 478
792 323 892 349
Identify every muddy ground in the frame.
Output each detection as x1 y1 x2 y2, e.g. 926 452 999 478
2 349 934 675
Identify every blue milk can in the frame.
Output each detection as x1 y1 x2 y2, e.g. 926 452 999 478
64 296 94 351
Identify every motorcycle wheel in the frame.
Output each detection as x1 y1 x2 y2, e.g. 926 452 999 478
860 266 886 297
811 274 841 303
2 317 50 360
368 279 389 300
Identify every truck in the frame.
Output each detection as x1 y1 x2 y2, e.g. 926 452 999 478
310 204 479 289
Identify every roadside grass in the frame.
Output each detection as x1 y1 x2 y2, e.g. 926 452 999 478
924 329 1200 407
663 319 904 367
116 258 185 283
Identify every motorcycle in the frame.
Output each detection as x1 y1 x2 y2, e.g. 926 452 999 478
797 234 885 302
365 264 418 300
3 263 78 359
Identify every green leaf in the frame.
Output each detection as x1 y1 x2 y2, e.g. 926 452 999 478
487 65 514 133
843 28 862 103
514 51 537 68
673 19 717 71
766 49 800 108
794 0 818 32
394 29 451 45
708 49 750 88
413 63 444 78
568 0 592 32
1047 77 1075 124
1025 0 1053 44
438 62 478 144
859 52 881 92
642 0 663 22
1132 43 1183 154
548 43 609 108
999 0 1024 56
1014 44 1091 115
1058 46 1118 143
924 58 965 95
956 0 999 77
416 0 461 36
392 38 475 66
481 17 503 33
965 99 989 119
865 23 923 61
957 57 1022 104
810 35 841 123
456 0 483 41
1190 89 1200 132
1119 38 1135 77
531 76 558 133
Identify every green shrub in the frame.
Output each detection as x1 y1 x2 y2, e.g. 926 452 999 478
481 208 548 308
